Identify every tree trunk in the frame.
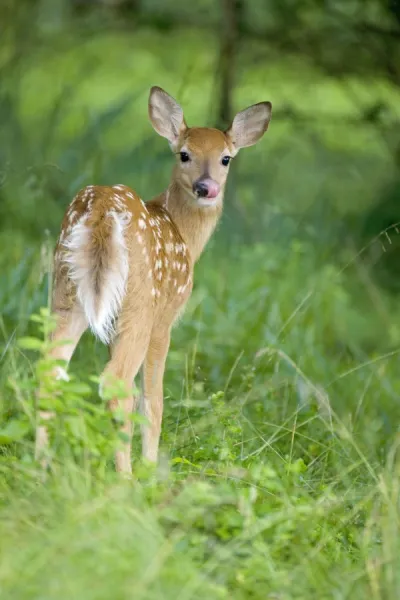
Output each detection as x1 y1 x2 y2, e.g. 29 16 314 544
216 0 243 129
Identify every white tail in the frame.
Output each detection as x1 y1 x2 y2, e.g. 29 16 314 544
63 210 131 344
36 86 272 473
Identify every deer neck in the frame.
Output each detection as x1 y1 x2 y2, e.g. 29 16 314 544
150 179 224 263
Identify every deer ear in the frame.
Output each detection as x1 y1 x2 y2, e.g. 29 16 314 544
226 101 272 151
148 86 187 149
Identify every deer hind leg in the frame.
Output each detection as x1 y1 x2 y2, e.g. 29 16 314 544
141 327 171 463
101 324 151 475
35 306 88 465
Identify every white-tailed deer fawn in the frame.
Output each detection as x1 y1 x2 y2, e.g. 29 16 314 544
36 86 272 473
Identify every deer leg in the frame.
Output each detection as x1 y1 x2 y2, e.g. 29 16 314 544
35 306 88 464
101 325 151 474
141 327 171 463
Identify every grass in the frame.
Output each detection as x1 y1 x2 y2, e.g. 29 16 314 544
2 239 400 599
2 13 400 600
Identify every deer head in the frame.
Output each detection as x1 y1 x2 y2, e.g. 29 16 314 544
148 86 272 208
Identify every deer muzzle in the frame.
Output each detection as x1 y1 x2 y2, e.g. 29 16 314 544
193 178 220 200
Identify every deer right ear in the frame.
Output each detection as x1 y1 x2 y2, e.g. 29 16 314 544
226 101 272 152
148 87 187 150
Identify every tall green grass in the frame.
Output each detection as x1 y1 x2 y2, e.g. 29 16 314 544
2 239 400 598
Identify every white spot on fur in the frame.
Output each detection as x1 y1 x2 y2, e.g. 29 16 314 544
136 232 143 244
63 211 130 345
157 272 162 281
151 287 156 297
138 218 146 230
175 243 186 254
182 263 187 272
55 366 69 381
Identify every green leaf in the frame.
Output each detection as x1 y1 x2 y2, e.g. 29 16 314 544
286 458 307 474
0 420 30 444
17 337 43 351
65 382 92 395
66 416 86 441
118 431 130 444
171 457 199 468
29 315 44 323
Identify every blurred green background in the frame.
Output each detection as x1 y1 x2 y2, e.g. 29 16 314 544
2 0 400 331
2 2 400 599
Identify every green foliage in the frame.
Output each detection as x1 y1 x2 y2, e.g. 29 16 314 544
4 308 141 476
1 242 400 597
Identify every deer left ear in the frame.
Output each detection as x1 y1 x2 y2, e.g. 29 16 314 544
226 101 272 151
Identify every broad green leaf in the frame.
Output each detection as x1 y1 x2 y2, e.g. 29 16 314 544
17 337 43 351
0 420 30 444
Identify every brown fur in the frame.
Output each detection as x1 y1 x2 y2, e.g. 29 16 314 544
35 87 272 473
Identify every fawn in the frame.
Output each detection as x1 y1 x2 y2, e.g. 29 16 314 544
36 86 272 473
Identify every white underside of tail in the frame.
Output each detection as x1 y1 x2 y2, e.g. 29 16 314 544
63 211 130 344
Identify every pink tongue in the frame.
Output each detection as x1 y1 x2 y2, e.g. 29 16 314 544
202 179 220 199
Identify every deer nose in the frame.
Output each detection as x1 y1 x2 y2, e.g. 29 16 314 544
193 178 220 199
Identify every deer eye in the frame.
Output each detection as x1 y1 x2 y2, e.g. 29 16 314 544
180 152 190 163
221 156 231 166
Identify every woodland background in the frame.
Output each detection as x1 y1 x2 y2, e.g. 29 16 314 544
1 2 400 599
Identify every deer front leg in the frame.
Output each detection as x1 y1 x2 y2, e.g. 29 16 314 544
141 328 171 463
